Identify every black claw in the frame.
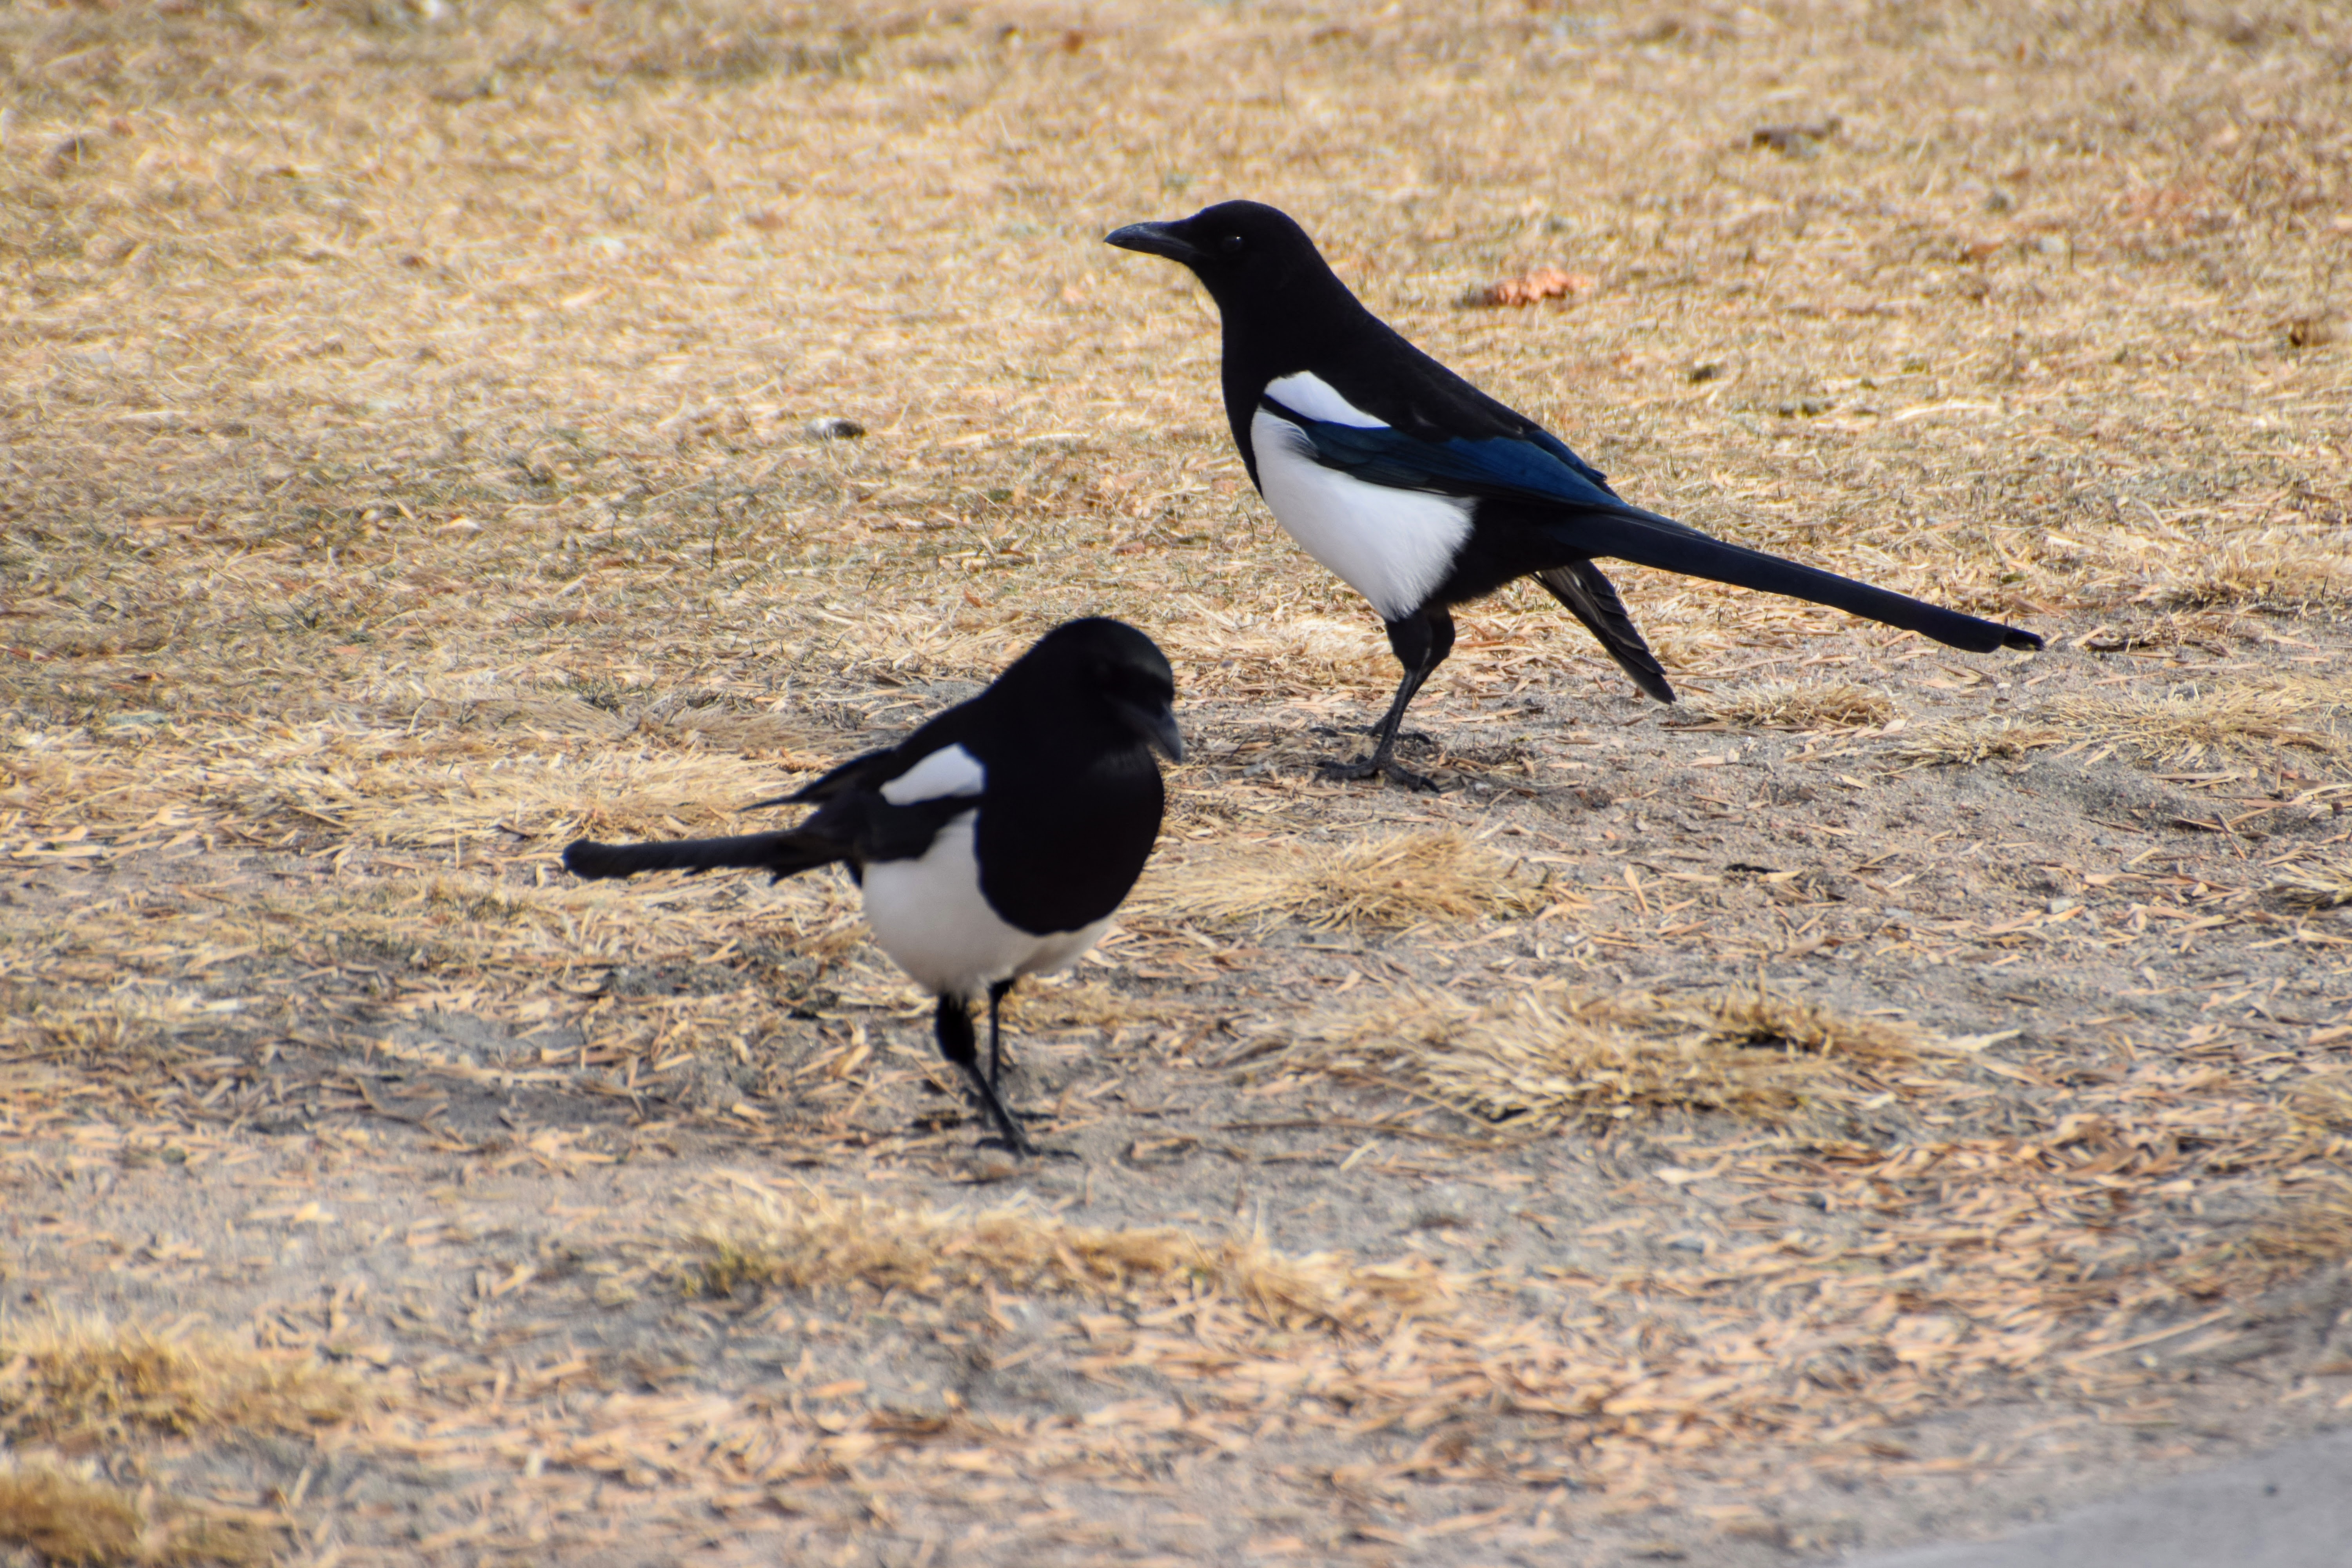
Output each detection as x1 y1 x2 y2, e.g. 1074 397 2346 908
1317 755 1444 792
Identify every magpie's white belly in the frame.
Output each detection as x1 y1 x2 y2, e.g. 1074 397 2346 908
860 812 1109 999
1250 407 1472 622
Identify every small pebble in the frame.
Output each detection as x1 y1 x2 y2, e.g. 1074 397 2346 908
806 416 866 440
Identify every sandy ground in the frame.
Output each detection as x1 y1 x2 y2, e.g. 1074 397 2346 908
4 2 2350 1565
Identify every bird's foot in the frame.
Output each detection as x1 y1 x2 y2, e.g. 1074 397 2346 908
974 1133 1078 1161
973 1126 1036 1157
1316 754 1444 793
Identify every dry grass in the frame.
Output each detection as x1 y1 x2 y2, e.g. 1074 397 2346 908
0 1321 359 1446
2044 682 2348 768
1692 680 1895 730
1136 828 1541 931
676 1178 1451 1333
2272 858 2352 910
0 1467 270 1568
1899 679 2348 772
2 0 2350 1557
2145 527 2352 615
1267 984 1927 1131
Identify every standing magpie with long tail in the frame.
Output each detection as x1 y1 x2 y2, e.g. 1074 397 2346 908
563 618 1180 1154
1107 201 2042 789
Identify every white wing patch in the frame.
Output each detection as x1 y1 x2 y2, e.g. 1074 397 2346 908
1263 371 1388 428
1250 407 1472 622
880 743 985 805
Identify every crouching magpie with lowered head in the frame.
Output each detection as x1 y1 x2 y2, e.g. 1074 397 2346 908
563 617 1180 1154
1107 200 2043 789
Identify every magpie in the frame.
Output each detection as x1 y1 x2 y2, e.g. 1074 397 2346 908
1106 200 2044 788
562 618 1181 1155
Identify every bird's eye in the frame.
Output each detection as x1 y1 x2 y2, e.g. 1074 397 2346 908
1218 233 1246 256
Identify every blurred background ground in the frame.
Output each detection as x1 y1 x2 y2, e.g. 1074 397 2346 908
2 1 2348 1563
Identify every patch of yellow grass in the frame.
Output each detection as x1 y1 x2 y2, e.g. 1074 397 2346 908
0 1466 271 1568
677 1180 1449 1333
1157 606 1398 697
2044 682 2347 768
2272 859 2352 910
0 1321 360 1446
1895 719 2069 766
1136 828 1538 931
2150 526 2352 614
1270 984 1926 1131
1899 681 2348 772
1693 680 1894 730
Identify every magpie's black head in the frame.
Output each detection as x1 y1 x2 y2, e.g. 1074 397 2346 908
1018 617 1182 763
1105 201 1339 315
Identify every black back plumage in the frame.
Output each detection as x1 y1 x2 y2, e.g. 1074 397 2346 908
564 617 1175 938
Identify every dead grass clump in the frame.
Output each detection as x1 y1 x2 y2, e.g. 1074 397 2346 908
1896 719 2069 766
1273 985 1925 1131
1158 608 1397 696
2072 611 2249 653
2147 526 2352 614
1693 680 1894 730
0 1321 360 1446
0 1466 271 1568
250 729 793 848
677 1182 1449 1332
1697 992 1923 1071
1138 828 1535 931
2270 858 2352 910
2044 683 2348 769
1898 682 2347 772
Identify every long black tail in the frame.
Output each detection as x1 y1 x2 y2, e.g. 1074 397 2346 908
563 828 844 883
1532 563 1676 702
1568 509 2043 655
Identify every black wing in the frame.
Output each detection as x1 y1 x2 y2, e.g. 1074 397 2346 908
1287 416 2042 655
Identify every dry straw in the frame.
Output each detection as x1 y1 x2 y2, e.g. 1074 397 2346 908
0 1320 360 1446
676 1180 1450 1333
2271 859 2352 910
1268 984 1926 1130
2145 526 2352 615
0 1466 271 1568
1692 680 1894 730
1136 827 1541 931
1899 679 2348 772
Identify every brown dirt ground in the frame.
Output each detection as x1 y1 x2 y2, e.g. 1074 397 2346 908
4 2 2350 1564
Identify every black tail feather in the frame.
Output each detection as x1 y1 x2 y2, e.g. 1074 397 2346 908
562 829 844 883
1574 510 2045 655
1532 563 1676 702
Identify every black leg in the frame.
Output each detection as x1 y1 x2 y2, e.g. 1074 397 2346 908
1320 607 1454 791
933 993 1031 1154
985 977 1016 1093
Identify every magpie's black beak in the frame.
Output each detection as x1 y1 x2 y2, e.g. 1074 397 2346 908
1115 697 1184 763
1105 220 1204 267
